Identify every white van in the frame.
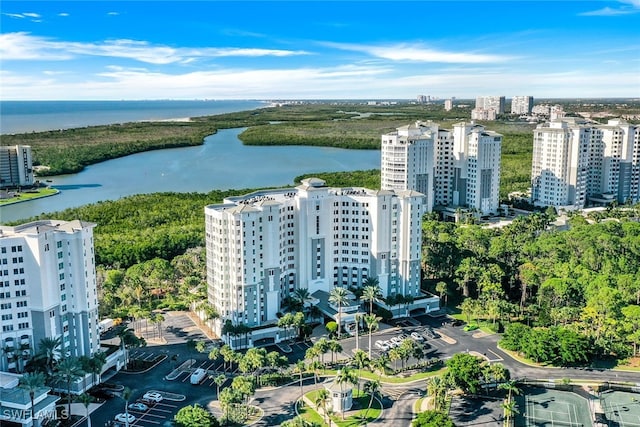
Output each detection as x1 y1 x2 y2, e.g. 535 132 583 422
190 368 206 385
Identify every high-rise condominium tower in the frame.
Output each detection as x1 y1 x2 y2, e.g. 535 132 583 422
381 121 502 215
204 178 436 348
0 220 100 372
531 118 640 208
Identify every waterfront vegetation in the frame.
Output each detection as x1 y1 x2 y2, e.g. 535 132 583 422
0 187 58 205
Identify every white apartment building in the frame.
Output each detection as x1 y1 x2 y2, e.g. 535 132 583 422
531 118 640 209
0 146 34 189
471 108 497 121
475 96 505 114
204 178 437 348
381 122 437 211
452 123 502 215
0 220 100 373
444 99 453 111
381 122 502 216
511 96 534 115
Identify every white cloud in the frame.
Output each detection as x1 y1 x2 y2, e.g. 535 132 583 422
580 0 640 15
0 32 310 64
107 12 120 16
22 12 41 18
3 13 26 19
323 42 511 63
2 65 637 100
58 13 70 17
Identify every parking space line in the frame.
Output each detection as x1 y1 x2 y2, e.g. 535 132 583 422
141 413 168 419
134 420 161 425
487 349 503 362
149 408 173 414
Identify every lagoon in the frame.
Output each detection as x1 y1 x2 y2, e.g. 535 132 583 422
0 128 380 223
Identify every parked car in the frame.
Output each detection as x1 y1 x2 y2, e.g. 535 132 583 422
374 340 389 351
115 413 135 424
451 319 464 327
398 334 409 341
190 368 207 385
410 332 424 341
384 339 397 348
390 336 403 346
142 391 163 403
128 402 148 412
101 382 124 391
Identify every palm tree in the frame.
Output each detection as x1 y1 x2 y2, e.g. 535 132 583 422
436 281 448 308
426 376 450 412
328 340 342 365
329 287 349 338
292 288 314 316
55 357 85 419
352 349 369 398
36 336 63 375
294 360 306 405
19 371 45 422
502 399 519 426
364 314 381 358
314 338 330 364
115 326 137 367
121 387 133 427
88 352 107 388
361 280 382 314
314 388 331 426
213 374 226 398
363 379 381 422
499 380 520 406
78 393 94 427
372 354 390 379
309 360 323 386
336 367 358 420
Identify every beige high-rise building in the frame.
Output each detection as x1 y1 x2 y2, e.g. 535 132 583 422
511 96 534 114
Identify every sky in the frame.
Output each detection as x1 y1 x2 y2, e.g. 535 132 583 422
1 1 639 100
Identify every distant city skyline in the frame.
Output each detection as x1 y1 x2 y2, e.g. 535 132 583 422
1 1 639 100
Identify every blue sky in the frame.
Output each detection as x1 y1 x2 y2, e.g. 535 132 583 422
1 1 639 100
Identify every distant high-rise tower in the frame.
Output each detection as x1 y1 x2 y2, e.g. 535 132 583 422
475 96 505 114
531 118 640 209
0 145 34 189
444 99 453 111
381 122 502 215
511 96 534 114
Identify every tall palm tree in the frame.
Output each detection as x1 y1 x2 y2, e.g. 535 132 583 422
352 349 370 398
363 379 381 422
115 326 137 367
213 374 226 399
336 367 358 420
361 280 382 314
36 336 63 376
78 393 94 427
328 340 342 365
309 360 323 386
436 281 448 308
55 357 85 419
364 314 381 358
19 371 45 422
499 380 520 406
121 387 133 427
314 388 331 426
426 376 450 412
88 352 107 388
372 354 390 380
314 338 330 364
502 399 519 426
294 360 306 405
292 288 314 316
329 287 349 338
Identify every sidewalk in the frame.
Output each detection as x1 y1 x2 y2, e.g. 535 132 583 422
185 311 218 340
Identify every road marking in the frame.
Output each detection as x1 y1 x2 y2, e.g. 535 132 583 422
487 349 503 362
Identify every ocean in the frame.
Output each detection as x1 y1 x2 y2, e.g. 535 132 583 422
0 100 267 134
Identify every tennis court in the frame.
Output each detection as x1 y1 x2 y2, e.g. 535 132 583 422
600 390 640 427
514 387 593 427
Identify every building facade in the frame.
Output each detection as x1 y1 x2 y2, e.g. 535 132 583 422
0 220 100 373
475 96 505 114
531 118 640 209
204 178 436 348
511 96 534 115
444 99 453 111
381 122 502 215
0 146 34 189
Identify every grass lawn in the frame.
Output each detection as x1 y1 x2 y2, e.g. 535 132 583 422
302 389 382 427
0 187 58 205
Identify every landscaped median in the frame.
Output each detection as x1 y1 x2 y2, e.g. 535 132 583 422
319 367 447 385
300 388 382 427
